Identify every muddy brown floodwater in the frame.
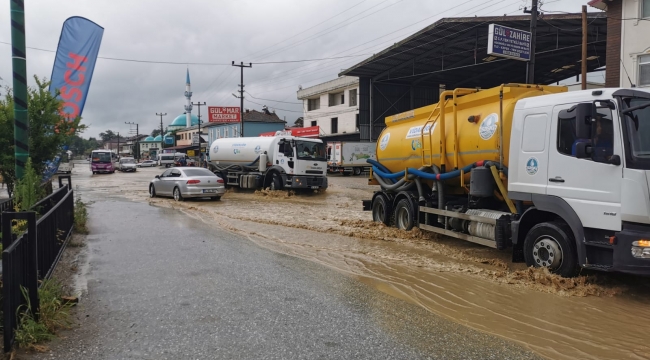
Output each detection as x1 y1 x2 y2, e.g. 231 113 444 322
71 161 650 360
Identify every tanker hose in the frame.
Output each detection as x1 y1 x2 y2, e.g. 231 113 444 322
367 159 398 184
483 161 509 177
246 156 260 167
373 173 411 191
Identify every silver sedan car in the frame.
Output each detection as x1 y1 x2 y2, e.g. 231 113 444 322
149 167 226 201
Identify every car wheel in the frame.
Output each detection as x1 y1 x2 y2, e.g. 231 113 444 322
523 221 578 277
173 187 184 202
149 184 156 198
92 171 96 175
211 196 221 201
394 198 416 231
270 173 283 190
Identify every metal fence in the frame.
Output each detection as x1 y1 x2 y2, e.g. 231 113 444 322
1 177 74 352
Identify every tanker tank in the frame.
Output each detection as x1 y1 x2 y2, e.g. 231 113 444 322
209 136 279 166
372 84 567 190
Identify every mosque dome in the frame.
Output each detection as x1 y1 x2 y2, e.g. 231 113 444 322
144 136 155 142
170 113 200 127
153 135 163 141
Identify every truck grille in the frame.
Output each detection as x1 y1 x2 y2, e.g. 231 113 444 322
306 170 324 175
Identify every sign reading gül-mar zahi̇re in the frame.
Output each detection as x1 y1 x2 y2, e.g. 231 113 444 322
487 24 531 61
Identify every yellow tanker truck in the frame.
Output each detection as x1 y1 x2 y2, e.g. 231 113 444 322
363 83 650 277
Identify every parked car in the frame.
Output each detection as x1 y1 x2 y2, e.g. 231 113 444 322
149 167 225 201
137 160 157 168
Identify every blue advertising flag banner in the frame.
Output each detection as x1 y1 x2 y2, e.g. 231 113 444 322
49 16 104 120
487 24 531 62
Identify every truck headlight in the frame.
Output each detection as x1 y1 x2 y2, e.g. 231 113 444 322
631 240 650 259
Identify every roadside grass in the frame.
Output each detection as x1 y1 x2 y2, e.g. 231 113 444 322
73 197 89 234
14 279 73 350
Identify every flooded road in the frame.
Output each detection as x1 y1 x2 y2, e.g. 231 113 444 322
70 161 650 359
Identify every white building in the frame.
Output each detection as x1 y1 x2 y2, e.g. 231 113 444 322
297 76 359 136
589 0 650 87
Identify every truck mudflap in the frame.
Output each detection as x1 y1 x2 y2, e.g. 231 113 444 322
284 175 328 190
612 222 650 275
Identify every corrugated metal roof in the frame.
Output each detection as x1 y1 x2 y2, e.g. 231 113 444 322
339 13 607 89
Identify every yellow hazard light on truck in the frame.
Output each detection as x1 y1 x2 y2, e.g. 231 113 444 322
633 240 650 247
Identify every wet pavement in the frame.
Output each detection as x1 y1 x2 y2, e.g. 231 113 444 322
23 197 539 359
22 160 650 359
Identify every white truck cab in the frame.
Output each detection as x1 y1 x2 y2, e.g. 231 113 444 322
508 88 650 274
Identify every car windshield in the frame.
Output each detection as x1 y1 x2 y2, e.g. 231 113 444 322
183 169 216 177
295 141 327 161
122 159 135 164
91 152 111 163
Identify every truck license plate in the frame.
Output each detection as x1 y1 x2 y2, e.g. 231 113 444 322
311 186 318 189
203 189 217 193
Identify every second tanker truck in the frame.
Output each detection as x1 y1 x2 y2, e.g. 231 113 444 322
364 83 650 277
208 135 328 191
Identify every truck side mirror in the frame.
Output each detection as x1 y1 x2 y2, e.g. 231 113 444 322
574 141 592 159
574 103 596 139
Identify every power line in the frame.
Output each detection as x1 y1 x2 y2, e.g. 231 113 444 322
245 91 302 104
243 0 369 59
252 0 403 61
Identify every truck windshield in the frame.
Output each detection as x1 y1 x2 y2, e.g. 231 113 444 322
295 141 326 161
621 96 650 169
91 152 112 163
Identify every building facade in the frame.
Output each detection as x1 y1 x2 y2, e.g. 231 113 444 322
590 0 650 87
297 76 359 136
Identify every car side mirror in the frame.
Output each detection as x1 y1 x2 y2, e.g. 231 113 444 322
155 175 160 179
575 103 596 139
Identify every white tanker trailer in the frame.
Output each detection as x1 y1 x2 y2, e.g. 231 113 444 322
208 135 328 191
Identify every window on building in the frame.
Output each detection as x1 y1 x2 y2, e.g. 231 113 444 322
643 0 650 18
311 120 317 127
329 92 344 106
356 114 360 131
308 98 320 111
225 127 229 138
331 118 338 133
639 54 650 87
349 89 357 106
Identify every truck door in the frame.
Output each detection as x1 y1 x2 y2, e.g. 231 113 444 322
547 103 623 231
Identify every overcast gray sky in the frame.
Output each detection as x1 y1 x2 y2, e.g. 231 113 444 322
0 0 600 139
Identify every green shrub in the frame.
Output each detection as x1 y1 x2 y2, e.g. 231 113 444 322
73 197 88 234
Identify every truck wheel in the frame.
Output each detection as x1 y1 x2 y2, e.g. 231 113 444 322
173 187 184 202
149 185 156 198
394 198 416 231
523 221 578 277
353 167 362 176
270 173 283 191
372 194 392 226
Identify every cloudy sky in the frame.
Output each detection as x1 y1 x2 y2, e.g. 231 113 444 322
0 0 600 139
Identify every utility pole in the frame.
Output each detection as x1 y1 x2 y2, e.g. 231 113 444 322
10 0 29 179
125 122 139 161
117 132 120 158
232 61 252 137
581 5 588 90
524 0 539 84
156 112 167 154
191 102 206 167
